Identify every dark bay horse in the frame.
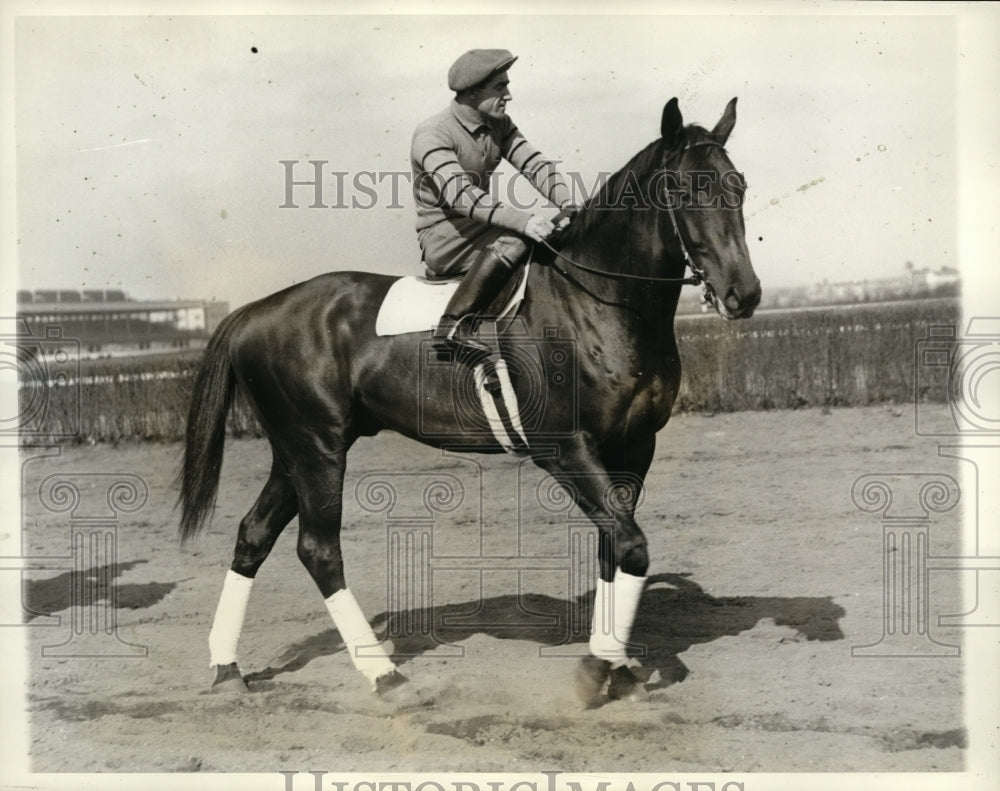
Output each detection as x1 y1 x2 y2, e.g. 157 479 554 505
178 97 761 704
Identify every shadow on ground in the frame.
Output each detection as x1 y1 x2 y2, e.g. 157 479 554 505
23 560 180 621
245 573 845 689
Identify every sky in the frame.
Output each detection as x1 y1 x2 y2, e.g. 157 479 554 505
3 2 998 312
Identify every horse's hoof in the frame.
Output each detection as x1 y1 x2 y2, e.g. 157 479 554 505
374 669 426 709
211 662 249 693
374 669 410 696
607 664 648 702
575 656 611 708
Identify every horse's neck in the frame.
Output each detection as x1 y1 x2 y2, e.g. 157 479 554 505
535 213 683 345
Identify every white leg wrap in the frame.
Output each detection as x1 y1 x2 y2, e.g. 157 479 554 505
208 569 254 668
589 578 620 664
588 570 646 668
324 588 396 686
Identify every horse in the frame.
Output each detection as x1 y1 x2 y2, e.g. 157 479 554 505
177 97 761 706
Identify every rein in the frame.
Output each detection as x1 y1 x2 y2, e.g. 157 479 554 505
540 201 704 287
541 139 725 291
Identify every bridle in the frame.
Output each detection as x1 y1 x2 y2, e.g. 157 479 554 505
539 139 728 298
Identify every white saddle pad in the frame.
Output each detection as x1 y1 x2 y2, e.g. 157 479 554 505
375 264 529 337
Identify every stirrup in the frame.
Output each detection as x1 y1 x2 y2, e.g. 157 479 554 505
431 315 491 358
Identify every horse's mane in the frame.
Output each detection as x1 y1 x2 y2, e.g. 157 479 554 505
555 123 716 249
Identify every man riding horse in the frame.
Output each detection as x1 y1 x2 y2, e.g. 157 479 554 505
181 48 761 702
412 49 577 356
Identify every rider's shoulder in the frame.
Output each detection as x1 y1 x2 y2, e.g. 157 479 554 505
413 105 459 141
416 104 458 129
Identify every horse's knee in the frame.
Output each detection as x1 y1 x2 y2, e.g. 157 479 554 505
618 537 649 577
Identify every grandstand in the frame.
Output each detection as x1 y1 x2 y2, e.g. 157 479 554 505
15 289 229 357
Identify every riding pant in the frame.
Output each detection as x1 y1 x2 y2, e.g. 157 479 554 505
419 216 530 278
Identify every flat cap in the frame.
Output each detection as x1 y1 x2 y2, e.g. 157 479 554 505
447 49 517 92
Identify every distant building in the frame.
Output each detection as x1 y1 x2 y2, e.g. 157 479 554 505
907 263 960 292
16 289 229 357
673 263 961 314
763 265 959 311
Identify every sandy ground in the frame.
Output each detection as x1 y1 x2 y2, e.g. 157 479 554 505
17 406 970 773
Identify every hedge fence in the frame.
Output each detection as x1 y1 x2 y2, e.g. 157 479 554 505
18 298 959 444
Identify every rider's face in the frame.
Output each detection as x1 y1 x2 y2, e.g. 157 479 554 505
472 71 512 119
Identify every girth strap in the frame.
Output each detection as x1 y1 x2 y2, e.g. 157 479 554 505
472 321 529 454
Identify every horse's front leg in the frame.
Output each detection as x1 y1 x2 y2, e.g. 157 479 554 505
583 551 649 705
537 441 651 706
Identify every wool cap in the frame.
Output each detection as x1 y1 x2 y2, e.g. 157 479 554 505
447 49 517 92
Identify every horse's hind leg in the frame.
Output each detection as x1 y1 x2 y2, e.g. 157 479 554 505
209 456 298 691
292 445 407 695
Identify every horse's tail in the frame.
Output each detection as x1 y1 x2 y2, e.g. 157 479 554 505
176 304 248 544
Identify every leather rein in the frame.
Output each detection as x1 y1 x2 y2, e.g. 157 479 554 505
539 139 727 291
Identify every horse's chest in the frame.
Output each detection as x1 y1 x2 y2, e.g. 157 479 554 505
627 374 676 431
577 342 679 434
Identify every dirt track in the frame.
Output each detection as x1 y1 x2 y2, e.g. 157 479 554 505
20 406 966 773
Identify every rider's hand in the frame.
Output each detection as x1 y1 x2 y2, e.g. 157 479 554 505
553 203 580 232
523 214 555 243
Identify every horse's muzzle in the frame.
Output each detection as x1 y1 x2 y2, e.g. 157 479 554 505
722 277 762 319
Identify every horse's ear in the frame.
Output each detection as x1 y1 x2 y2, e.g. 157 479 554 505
661 98 683 147
712 97 738 145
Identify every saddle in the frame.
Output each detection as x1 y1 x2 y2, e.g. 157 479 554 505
374 206 576 338
374 210 577 455
374 260 530 337
373 263 531 454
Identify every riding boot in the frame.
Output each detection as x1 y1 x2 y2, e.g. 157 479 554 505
431 248 518 357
